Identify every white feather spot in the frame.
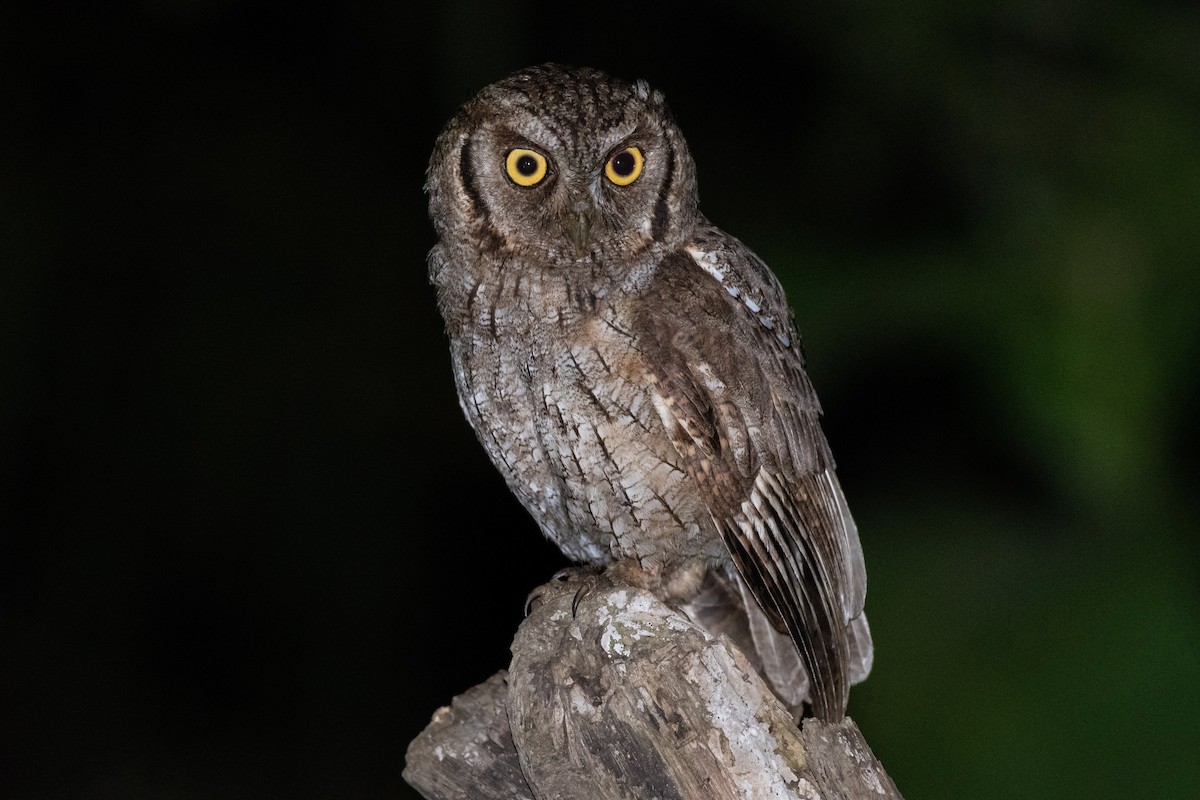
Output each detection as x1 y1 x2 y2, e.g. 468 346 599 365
695 361 726 393
649 391 675 434
685 245 728 285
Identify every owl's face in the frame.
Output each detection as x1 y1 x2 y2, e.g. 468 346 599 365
428 65 699 272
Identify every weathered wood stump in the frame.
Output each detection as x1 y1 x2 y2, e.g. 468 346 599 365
404 571 901 800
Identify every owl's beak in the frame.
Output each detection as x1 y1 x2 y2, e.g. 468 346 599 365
562 210 593 258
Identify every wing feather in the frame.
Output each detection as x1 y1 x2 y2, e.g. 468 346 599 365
634 230 871 720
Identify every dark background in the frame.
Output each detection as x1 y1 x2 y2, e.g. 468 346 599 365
4 2 1199 797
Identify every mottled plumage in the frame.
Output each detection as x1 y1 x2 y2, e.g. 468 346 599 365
427 64 871 720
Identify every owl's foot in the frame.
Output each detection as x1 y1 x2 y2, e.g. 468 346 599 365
604 559 658 592
524 566 603 616
605 557 708 606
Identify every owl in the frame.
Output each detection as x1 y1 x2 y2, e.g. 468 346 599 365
426 64 872 721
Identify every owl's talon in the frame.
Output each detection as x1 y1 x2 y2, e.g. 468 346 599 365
523 588 543 617
571 586 587 618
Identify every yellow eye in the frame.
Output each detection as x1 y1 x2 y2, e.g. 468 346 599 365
605 146 644 186
505 148 548 186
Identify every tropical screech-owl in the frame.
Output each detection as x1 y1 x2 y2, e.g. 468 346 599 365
426 64 872 721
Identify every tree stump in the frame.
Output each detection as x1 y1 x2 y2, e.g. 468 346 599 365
404 571 901 800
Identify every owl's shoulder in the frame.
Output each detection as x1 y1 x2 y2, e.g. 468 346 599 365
636 224 800 355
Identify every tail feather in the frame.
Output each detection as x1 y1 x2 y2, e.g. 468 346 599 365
846 610 874 686
680 565 871 719
738 574 809 712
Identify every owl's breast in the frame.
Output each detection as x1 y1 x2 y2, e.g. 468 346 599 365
449 276 720 569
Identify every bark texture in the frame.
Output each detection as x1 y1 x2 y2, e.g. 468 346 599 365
404 572 901 800
403 672 535 800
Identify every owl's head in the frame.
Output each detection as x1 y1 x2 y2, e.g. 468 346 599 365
427 64 699 270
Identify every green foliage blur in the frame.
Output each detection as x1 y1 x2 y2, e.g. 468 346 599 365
3 1 1197 798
